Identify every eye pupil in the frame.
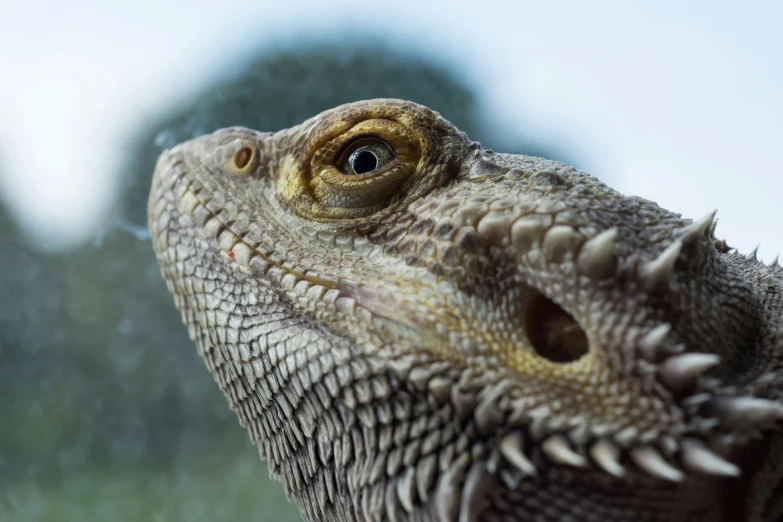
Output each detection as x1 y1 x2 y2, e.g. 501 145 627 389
349 148 378 174
341 138 395 176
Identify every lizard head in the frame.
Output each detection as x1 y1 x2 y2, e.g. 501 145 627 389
149 99 783 521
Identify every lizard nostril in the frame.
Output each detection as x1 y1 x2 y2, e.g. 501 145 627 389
233 147 253 170
525 293 588 363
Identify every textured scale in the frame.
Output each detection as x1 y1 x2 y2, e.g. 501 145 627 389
148 99 783 522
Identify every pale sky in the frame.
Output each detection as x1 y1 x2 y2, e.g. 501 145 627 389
0 1 781 258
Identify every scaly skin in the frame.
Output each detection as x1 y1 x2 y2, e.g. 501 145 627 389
148 99 783 522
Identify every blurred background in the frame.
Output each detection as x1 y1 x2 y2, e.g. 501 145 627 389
0 1 781 521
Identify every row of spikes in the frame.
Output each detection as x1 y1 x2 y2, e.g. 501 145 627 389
490 394 783 485
578 208 781 286
578 208 778 392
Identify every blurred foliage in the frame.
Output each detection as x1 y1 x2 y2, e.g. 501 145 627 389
0 37 567 521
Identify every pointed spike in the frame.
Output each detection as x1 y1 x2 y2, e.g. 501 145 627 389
499 433 537 476
770 255 779 268
527 406 552 440
630 446 684 482
708 216 719 237
670 343 686 355
715 397 783 429
384 479 406 522
638 323 673 360
682 393 712 410
542 435 587 468
680 210 717 244
568 416 591 445
659 436 679 455
486 449 502 475
435 456 468 522
458 461 492 522
474 379 514 433
748 245 760 261
499 469 521 490
659 353 720 391
576 228 618 280
615 426 640 446
681 439 740 477
640 240 682 292
396 466 416 513
590 439 626 477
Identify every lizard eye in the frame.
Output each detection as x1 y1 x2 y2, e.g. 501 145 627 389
341 138 395 175
306 118 422 213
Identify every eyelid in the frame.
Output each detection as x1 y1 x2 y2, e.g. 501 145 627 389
308 118 420 172
334 134 385 164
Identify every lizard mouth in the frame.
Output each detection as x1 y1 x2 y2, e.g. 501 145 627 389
525 292 589 363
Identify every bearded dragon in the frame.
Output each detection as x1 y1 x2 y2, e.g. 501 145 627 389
148 99 783 522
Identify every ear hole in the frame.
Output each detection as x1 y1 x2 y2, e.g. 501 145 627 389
525 293 589 363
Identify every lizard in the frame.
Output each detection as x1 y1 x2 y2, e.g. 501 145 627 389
147 99 783 522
